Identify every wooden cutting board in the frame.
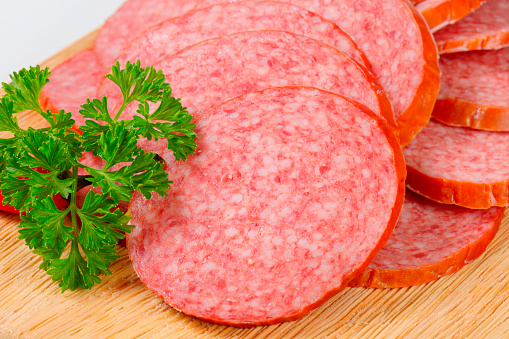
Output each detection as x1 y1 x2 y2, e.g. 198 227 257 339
1 30 509 339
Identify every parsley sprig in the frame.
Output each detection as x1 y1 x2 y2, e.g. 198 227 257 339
0 61 196 292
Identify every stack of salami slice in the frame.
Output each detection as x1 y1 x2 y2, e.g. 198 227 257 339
353 0 509 288
36 0 508 326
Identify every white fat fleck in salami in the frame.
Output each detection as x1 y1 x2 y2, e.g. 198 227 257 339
93 0 201 67
416 0 488 32
116 1 369 69
39 50 104 125
403 119 509 209
127 87 405 326
432 48 509 131
105 31 394 130
434 0 509 54
193 0 440 147
350 191 504 288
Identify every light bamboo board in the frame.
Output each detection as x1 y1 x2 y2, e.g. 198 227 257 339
1 30 509 339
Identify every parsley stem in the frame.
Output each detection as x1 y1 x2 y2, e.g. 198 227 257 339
70 165 79 241
113 101 128 122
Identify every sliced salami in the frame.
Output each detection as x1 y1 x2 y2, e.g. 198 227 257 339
116 1 370 70
404 119 509 209
101 31 395 130
416 0 488 32
39 50 104 126
127 87 406 326
194 0 440 147
433 48 509 131
349 191 504 288
434 0 509 54
93 0 201 67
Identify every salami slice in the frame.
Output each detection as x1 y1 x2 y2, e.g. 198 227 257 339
416 0 488 32
349 191 504 288
127 87 405 326
404 119 509 209
101 31 395 131
39 50 104 126
434 0 509 54
194 0 440 147
117 1 370 70
432 48 509 131
93 0 201 67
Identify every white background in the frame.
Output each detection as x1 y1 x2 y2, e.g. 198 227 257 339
0 0 125 83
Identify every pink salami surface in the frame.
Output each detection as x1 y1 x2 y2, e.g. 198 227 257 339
350 191 504 288
93 0 200 67
404 119 509 209
438 48 509 108
434 0 509 53
194 0 440 147
117 1 369 69
127 87 406 326
432 48 509 131
39 50 104 126
101 31 394 129
416 0 488 32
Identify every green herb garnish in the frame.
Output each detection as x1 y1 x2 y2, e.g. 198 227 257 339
0 61 196 292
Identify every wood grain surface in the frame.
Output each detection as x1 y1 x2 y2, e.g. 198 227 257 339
1 30 509 339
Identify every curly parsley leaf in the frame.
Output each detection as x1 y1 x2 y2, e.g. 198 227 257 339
2 65 50 113
18 212 45 250
79 97 112 123
78 190 133 250
96 121 139 169
82 245 119 276
84 167 133 204
18 128 72 171
18 212 65 272
33 198 73 253
0 178 32 211
0 96 21 133
0 141 17 173
40 109 76 131
0 161 38 211
127 152 170 199
85 150 169 204
132 90 197 161
48 239 102 292
106 60 169 110
80 120 110 154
